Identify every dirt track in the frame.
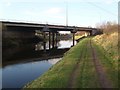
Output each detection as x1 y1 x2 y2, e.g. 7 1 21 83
67 40 87 88
90 40 112 88
67 38 112 88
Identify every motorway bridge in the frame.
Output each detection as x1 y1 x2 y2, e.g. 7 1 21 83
1 21 100 48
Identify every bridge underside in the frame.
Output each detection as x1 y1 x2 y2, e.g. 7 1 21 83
2 21 99 50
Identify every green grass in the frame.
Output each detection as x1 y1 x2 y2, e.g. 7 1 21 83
92 32 118 88
93 32 118 62
23 38 89 88
92 42 118 88
23 37 118 88
76 38 100 88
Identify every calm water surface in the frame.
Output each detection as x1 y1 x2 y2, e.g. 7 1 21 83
1 40 76 89
1 58 61 88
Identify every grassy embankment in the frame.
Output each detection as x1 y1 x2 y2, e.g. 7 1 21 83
93 32 118 68
92 32 118 87
23 36 118 88
93 21 118 69
92 22 118 87
24 38 89 88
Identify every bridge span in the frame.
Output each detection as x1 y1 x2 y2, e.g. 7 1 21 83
1 21 100 47
1 21 98 32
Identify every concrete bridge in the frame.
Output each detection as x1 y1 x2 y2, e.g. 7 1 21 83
1 21 98 31
1 21 99 48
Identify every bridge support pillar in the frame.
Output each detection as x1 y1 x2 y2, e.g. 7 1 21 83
72 32 75 46
90 31 92 36
43 32 46 52
49 32 51 49
55 32 58 47
52 32 55 48
71 27 77 46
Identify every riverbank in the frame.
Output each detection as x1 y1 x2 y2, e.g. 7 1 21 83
23 37 118 88
92 32 118 69
2 39 75 88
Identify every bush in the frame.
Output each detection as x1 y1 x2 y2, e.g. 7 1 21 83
96 21 118 34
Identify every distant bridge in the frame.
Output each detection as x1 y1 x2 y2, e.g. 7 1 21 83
1 21 98 32
1 21 100 48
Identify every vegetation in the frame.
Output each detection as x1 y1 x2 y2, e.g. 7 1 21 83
75 38 100 88
36 31 72 41
93 33 118 67
93 43 118 87
3 38 20 48
93 21 118 87
23 37 118 88
96 21 118 34
3 36 43 48
23 38 88 88
59 33 72 40
93 22 118 69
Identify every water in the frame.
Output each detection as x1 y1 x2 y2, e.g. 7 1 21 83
1 40 76 89
58 40 75 48
1 58 61 88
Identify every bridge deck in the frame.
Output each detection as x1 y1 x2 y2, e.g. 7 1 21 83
1 21 98 32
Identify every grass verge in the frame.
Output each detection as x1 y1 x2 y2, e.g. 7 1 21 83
76 38 100 88
92 42 118 88
23 37 118 88
23 38 89 88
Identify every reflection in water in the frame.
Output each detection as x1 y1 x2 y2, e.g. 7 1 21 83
35 40 76 50
35 42 43 51
2 40 76 89
58 40 77 49
0 69 2 90
48 58 62 65
2 58 61 88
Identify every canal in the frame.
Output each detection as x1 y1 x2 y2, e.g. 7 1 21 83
1 40 76 89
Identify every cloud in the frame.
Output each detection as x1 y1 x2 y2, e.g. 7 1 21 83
104 0 114 4
43 7 65 19
24 7 64 19
1 0 12 6
49 15 64 19
45 7 64 15
23 9 64 23
6 2 11 6
25 10 38 16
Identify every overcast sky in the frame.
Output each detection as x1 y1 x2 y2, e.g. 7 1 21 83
0 0 119 27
